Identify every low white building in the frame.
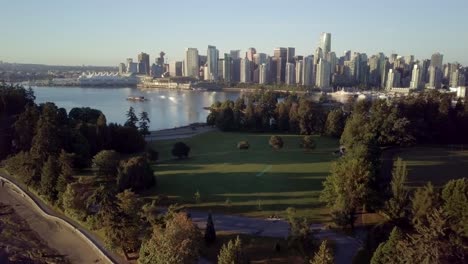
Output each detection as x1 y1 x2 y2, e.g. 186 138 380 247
78 72 137 86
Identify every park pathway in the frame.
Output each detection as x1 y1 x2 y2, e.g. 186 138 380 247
0 171 126 264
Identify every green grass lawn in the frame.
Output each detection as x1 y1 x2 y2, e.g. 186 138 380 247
397 145 468 187
146 131 339 221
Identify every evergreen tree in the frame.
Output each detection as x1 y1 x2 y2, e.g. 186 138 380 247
40 156 60 202
56 150 74 206
411 182 440 227
124 106 138 128
324 108 345 138
217 236 247 264
204 213 216 245
370 227 403 264
384 158 409 220
310 240 334 264
13 104 39 151
138 111 150 136
30 103 62 164
441 178 468 236
92 150 120 179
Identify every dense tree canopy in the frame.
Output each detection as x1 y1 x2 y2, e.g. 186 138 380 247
117 156 155 192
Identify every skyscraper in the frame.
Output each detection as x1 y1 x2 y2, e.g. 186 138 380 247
207 45 219 81
344 50 351 61
253 53 268 66
259 63 268 84
223 53 232 83
287 47 295 63
302 56 314 86
386 69 399 90
240 58 251 83
230 50 241 60
118 63 126 75
138 52 150 75
320 32 331 54
246 48 256 62
314 47 323 64
410 64 421 89
184 48 199 78
274 47 287 83
428 66 442 89
316 58 330 89
169 61 183 77
285 63 296 85
295 60 303 85
430 52 444 70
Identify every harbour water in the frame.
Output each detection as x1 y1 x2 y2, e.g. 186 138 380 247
32 86 241 130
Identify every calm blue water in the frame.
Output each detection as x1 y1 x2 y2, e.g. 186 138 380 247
32 86 241 130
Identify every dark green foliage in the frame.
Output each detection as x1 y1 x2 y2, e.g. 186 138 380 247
324 108 346 137
172 142 190 158
301 135 316 150
237 141 250 150
206 112 217 126
4 151 38 186
286 208 316 257
216 107 235 131
298 99 326 135
30 103 63 164
146 148 159 162
56 150 74 203
384 158 409 221
370 227 403 264
411 182 440 227
276 102 290 132
269 135 284 149
124 107 138 128
117 156 155 192
441 179 468 236
68 107 103 125
92 150 120 178
13 104 40 151
310 240 334 264
138 111 150 136
204 213 216 245
40 156 60 202
108 123 146 153
0 84 35 159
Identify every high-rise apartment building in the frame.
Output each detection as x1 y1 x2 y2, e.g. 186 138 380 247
184 48 199 78
430 52 444 70
207 45 219 81
285 62 296 85
169 61 183 77
230 50 241 60
223 54 232 83
138 52 150 75
246 48 256 62
259 63 268 84
302 56 314 86
274 47 287 84
428 66 442 89
316 58 330 89
320 32 331 54
253 53 268 66
118 63 126 75
240 58 251 83
295 60 303 85
410 64 421 89
287 47 296 63
386 69 401 89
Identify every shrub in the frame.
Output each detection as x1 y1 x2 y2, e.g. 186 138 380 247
269 136 284 149
172 142 190 159
301 135 316 150
237 141 250 150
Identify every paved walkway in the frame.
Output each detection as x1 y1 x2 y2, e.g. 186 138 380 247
184 209 362 264
0 172 126 264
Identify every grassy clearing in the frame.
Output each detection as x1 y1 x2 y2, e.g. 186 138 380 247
397 145 468 187
147 131 339 221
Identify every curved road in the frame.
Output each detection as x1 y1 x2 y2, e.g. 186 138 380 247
0 173 125 264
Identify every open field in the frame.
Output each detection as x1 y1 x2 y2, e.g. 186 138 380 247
395 145 468 187
147 131 339 221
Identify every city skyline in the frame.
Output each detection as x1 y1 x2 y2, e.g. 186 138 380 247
1 0 468 66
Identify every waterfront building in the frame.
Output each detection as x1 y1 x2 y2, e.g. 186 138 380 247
295 60 303 84
259 63 268 84
302 56 314 86
138 52 150 75
285 62 296 85
410 64 421 89
320 32 331 54
240 58 251 83
206 45 219 81
223 53 232 83
169 61 183 77
127 62 139 74
118 63 126 75
184 48 199 78
78 72 137 86
316 58 330 89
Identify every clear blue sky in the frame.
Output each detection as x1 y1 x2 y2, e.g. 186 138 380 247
1 0 467 66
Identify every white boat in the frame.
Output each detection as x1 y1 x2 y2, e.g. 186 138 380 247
126 96 148 101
